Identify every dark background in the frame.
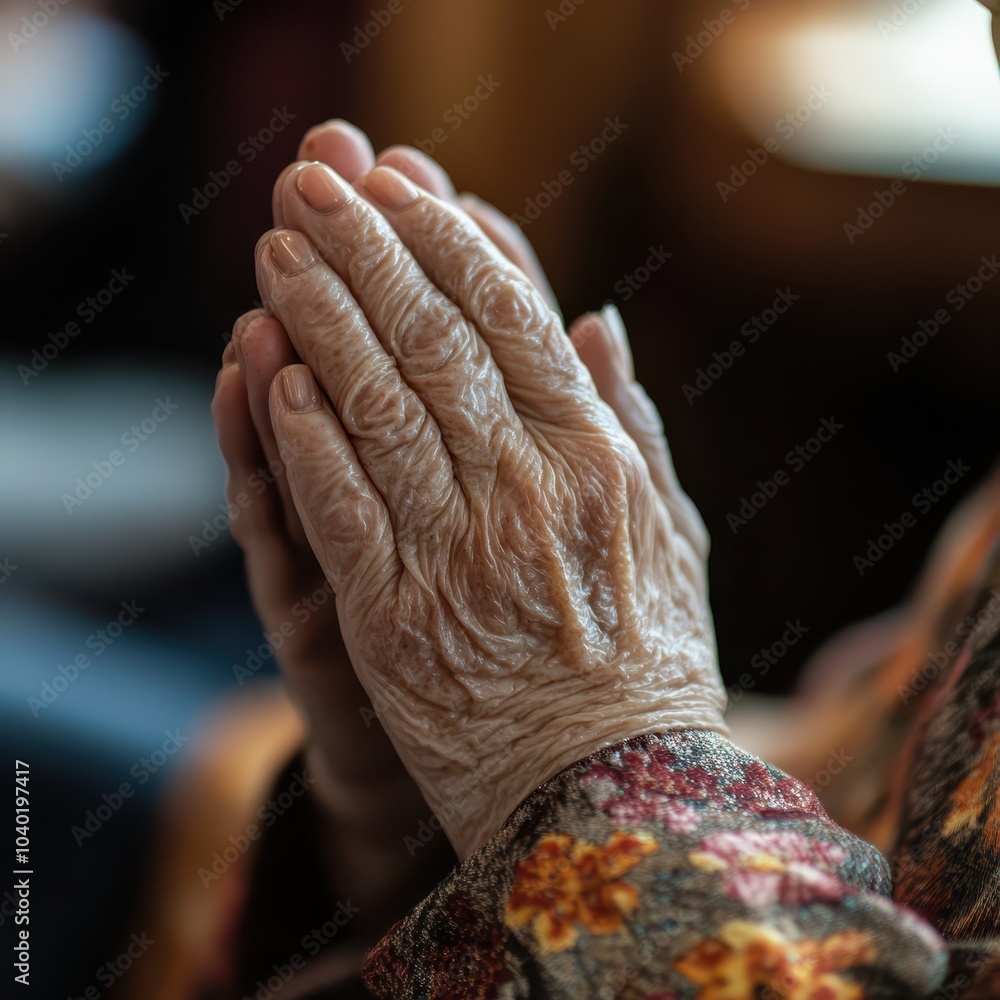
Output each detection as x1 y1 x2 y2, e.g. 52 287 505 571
1 0 997 997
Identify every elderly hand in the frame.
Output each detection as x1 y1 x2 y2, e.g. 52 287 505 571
246 142 725 859
218 123 669 926
216 123 705 830
217 123 720 850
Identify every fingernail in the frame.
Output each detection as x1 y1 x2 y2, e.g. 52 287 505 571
283 366 321 413
297 162 353 215
389 151 420 179
601 303 632 377
270 231 317 276
364 166 422 210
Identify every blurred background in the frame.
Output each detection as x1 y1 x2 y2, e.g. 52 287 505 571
1 0 999 995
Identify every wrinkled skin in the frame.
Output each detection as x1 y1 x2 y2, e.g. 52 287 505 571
213 123 720 896
238 136 727 858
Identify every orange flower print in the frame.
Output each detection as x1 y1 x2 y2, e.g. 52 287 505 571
675 921 875 1000
504 830 659 953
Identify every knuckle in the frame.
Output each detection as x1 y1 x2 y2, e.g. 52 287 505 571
394 300 470 374
410 198 467 257
340 205 410 288
595 431 650 501
469 266 549 339
318 486 380 550
304 290 368 370
561 428 641 517
297 466 390 582
341 363 423 448
350 238 409 297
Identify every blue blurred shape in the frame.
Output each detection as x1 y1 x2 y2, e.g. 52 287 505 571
0 12 158 184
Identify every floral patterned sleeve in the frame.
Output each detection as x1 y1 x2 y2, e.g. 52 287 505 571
360 730 951 999
356 481 1000 1000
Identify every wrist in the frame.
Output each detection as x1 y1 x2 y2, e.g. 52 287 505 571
422 691 729 860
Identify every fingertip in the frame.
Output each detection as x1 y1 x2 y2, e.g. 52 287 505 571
600 302 634 378
272 161 320 228
271 162 301 226
456 191 502 228
235 313 282 372
240 315 298 372
568 311 624 394
568 310 602 349
279 364 323 415
230 308 270 359
254 227 280 263
298 120 376 180
212 360 244 425
376 145 456 199
268 361 293 418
